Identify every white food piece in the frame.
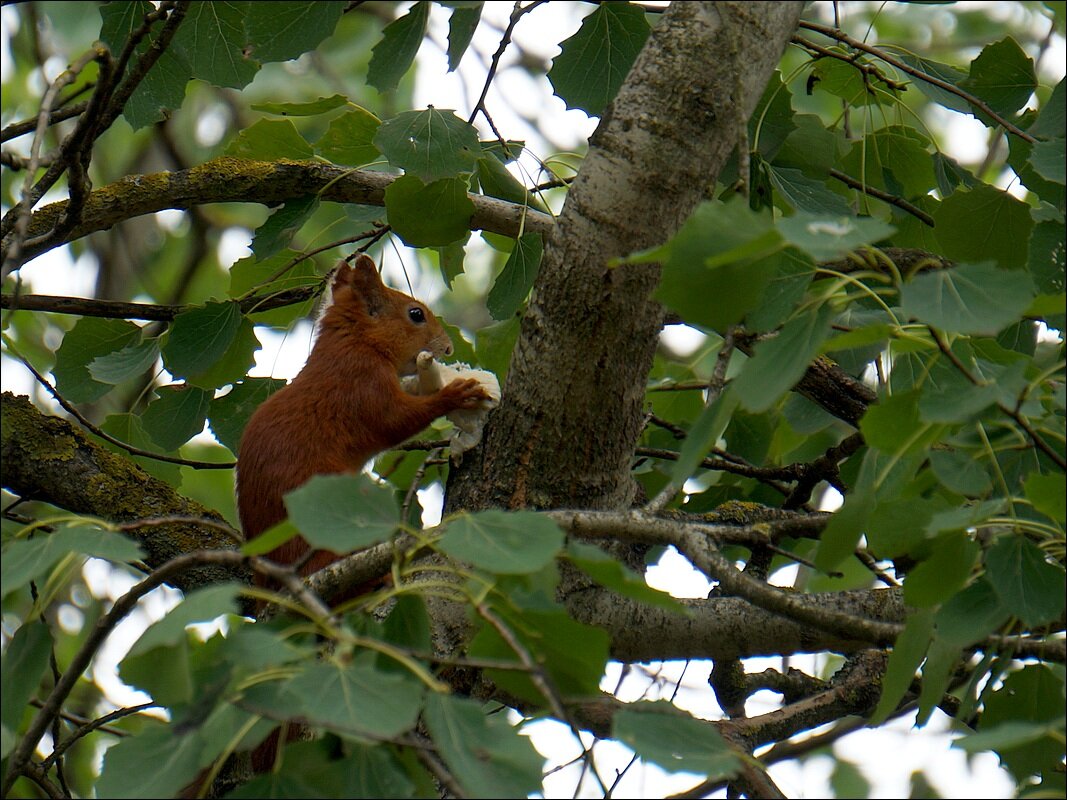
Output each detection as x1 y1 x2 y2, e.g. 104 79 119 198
400 352 501 461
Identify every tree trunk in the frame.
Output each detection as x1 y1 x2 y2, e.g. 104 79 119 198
447 2 805 514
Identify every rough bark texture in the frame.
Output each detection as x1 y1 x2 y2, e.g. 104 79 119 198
447 2 806 514
3 157 553 270
1 392 248 592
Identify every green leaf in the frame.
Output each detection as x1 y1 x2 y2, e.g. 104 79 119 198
251 95 349 116
1032 77 1065 139
208 378 288 453
671 388 739 484
903 533 981 608
985 535 1067 627
869 609 934 725
925 499 1004 537
915 637 963 725
374 108 481 182
446 3 483 71
99 413 182 484
1029 138 1066 184
613 701 741 777
733 305 836 413
161 301 244 383
385 174 474 247
99 2 191 129
568 541 686 613
895 53 971 114
367 1 430 92
811 53 899 107
124 46 190 130
437 238 468 289
774 113 838 176
840 130 937 199
0 621 52 751
172 1 259 89
960 36 1037 117
475 153 541 207
88 339 160 385
901 261 1035 336
284 473 400 551
954 720 1063 754
1028 219 1066 295
245 660 424 739
53 317 142 403
120 639 192 707
185 316 259 390
935 578 1009 647
486 233 543 320
865 496 940 560
474 316 520 380
121 585 240 705
224 118 314 161
745 248 815 333
929 449 993 496
314 106 382 167
548 3 651 116
933 152 979 196
140 385 212 452
932 183 1033 269
859 390 924 454
251 196 320 261
439 510 564 574
98 1 153 54
239 519 298 557
777 213 895 262
833 761 873 800
978 665 1066 778
243 2 344 63
227 248 320 326
128 585 241 656
1 527 144 596
750 72 797 162
920 356 1028 425
643 200 782 331
423 694 544 799
1024 472 1067 522
468 606 608 701
815 449 877 571
97 724 203 799
764 163 852 216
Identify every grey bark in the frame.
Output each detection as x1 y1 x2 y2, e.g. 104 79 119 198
447 2 806 514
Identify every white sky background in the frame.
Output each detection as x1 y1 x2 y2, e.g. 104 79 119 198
2 2 1065 797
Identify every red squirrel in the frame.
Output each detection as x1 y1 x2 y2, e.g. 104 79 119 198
236 253 490 590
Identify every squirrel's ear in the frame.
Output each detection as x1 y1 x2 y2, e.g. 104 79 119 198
345 253 389 314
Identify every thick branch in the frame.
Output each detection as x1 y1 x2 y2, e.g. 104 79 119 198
0 392 247 592
571 587 904 661
2 157 553 269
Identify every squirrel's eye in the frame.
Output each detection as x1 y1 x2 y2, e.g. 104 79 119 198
408 307 426 324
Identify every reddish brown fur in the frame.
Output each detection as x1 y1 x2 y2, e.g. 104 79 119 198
236 253 489 588
186 258 487 800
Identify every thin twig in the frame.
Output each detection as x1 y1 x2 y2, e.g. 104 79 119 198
467 1 549 129
829 168 935 226
797 20 1036 144
929 327 1066 470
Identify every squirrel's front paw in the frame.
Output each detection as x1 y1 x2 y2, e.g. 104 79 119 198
442 377 492 409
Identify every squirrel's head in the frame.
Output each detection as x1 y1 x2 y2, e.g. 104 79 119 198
318 254 453 374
